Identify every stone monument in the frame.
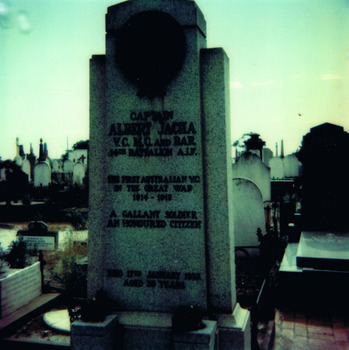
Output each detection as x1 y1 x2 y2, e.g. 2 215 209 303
233 178 265 247
232 152 271 202
279 123 349 309
297 122 349 231
17 221 58 251
81 1 250 348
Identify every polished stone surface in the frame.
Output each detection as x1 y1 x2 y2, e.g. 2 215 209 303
279 243 303 273
297 231 349 271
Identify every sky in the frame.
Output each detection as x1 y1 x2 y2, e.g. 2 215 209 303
1 0 349 160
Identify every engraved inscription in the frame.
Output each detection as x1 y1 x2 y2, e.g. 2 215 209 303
107 269 201 290
107 209 201 229
106 173 202 229
108 111 197 157
107 174 200 201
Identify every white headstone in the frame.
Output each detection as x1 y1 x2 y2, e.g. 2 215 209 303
233 178 265 247
269 156 285 179
262 147 273 167
232 152 271 202
283 154 301 177
63 159 74 173
21 158 31 181
68 149 88 165
34 162 51 187
73 162 86 185
52 159 63 173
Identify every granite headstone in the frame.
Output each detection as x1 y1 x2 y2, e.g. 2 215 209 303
85 0 250 348
297 123 349 231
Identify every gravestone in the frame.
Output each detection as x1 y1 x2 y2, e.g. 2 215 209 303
269 156 285 179
84 0 250 349
63 159 74 173
73 162 86 185
63 159 74 185
296 231 349 271
233 178 265 247
283 154 301 178
68 149 88 165
279 124 349 308
17 221 58 250
232 152 271 202
33 161 51 187
14 137 24 167
262 147 273 167
21 158 31 182
297 123 349 231
52 159 63 173
27 144 37 181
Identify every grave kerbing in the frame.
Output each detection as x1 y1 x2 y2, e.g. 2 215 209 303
82 0 251 348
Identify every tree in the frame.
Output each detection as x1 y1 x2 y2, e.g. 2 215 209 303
72 140 89 150
61 140 89 161
232 132 253 153
0 161 29 205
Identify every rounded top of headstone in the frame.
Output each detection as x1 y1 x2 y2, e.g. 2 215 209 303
236 151 263 164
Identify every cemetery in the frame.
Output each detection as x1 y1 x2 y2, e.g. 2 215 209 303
0 138 89 218
1 0 349 349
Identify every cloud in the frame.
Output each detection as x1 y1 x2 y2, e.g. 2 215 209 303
230 81 243 89
251 80 277 87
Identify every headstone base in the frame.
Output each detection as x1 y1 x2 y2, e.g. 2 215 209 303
117 311 173 349
173 321 217 350
216 304 251 350
71 314 119 350
118 312 217 349
71 309 251 349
